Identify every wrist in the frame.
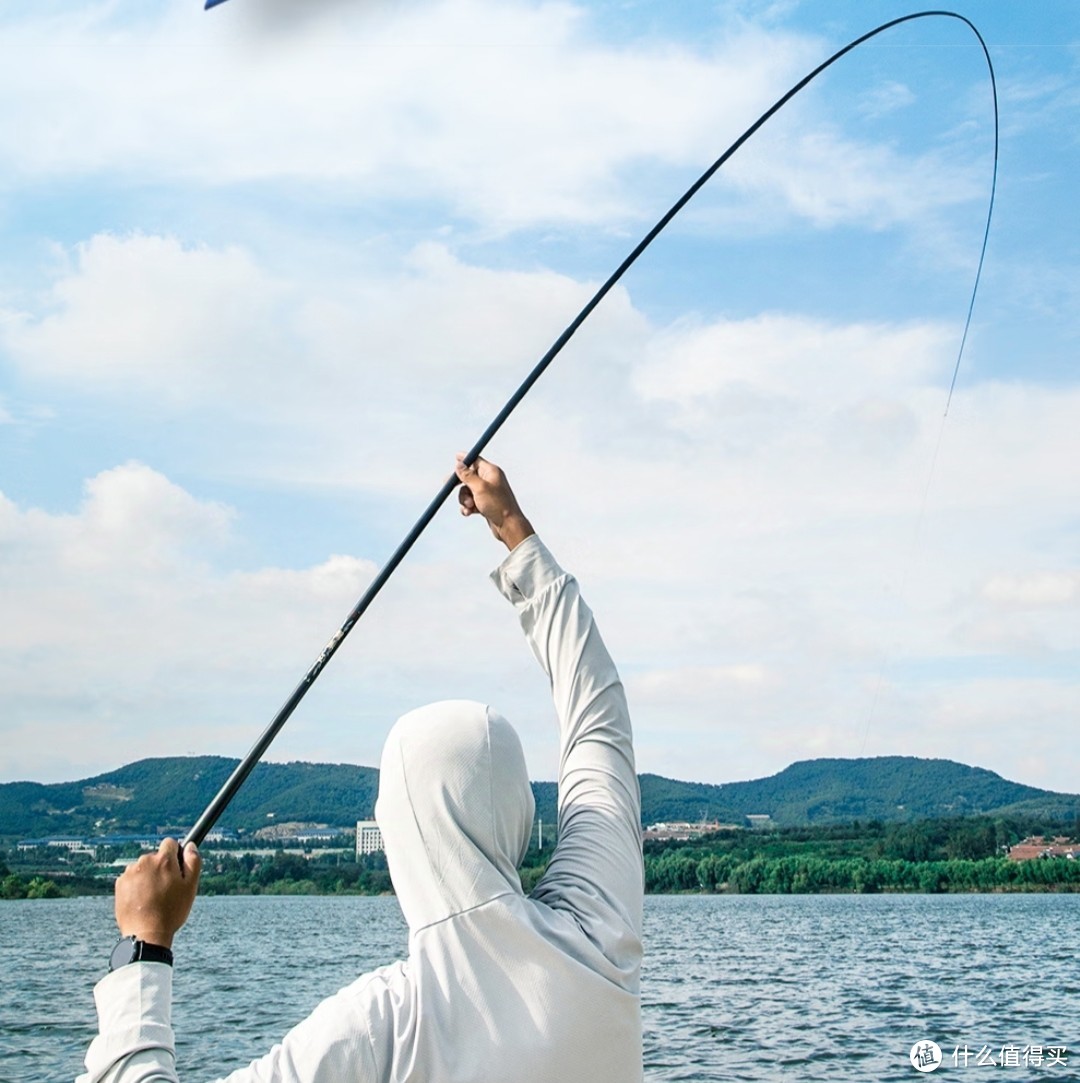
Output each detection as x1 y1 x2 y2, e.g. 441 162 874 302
118 927 175 950
498 514 534 551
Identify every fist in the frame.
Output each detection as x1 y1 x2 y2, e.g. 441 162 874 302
454 454 534 550
115 838 201 949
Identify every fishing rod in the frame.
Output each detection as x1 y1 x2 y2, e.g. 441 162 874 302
182 10 998 852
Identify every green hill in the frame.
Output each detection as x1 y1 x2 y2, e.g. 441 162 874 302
638 756 1078 828
1 755 1076 839
696 756 1076 825
0 757 380 838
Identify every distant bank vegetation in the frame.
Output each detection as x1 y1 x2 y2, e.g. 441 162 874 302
641 815 1080 893
645 850 1079 894
4 813 1078 899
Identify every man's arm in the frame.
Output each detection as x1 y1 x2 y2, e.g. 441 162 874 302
458 456 643 978
80 786 395 1083
79 839 200 1083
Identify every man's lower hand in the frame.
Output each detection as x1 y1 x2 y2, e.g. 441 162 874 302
114 838 201 949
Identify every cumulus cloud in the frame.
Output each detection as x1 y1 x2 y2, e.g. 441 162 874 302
0 231 968 505
633 313 951 410
0 0 986 233
0 464 231 648
715 122 986 233
5 232 1078 791
981 572 1080 609
2 232 645 494
0 0 795 228
0 464 392 779
0 462 233 577
2 337 1079 790
4 233 290 398
0 3 1073 797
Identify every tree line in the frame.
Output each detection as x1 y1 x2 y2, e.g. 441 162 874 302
3 813 1078 899
644 851 1079 893
197 850 393 896
641 813 1080 893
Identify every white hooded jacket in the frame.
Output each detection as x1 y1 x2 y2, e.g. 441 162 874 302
80 535 644 1083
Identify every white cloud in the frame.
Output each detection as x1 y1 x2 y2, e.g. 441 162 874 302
905 678 1080 790
75 461 235 564
857 80 917 120
0 0 807 228
0 0 986 234
630 663 776 704
0 464 393 778
2 327 1079 792
0 233 972 513
0 463 233 641
6 238 1079 789
2 233 645 496
982 572 1080 609
633 313 950 410
0 3 1074 799
297 240 636 381
5 233 289 398
999 67 1080 140
716 122 986 232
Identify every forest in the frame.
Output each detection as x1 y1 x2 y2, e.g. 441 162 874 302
4 812 1077 899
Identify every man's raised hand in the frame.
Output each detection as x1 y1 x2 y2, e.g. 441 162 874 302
454 454 534 551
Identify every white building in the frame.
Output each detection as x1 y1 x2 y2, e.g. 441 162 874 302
355 820 384 856
17 837 90 853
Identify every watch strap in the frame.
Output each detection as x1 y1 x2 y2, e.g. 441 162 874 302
134 941 174 966
109 935 174 972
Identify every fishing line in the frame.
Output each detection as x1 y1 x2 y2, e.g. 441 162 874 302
858 19 998 755
184 10 998 849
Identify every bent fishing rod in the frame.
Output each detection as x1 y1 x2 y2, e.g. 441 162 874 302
183 10 998 851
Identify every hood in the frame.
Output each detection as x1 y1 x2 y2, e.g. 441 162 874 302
374 699 535 932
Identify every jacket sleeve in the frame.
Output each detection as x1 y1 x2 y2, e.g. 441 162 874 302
78 961 401 1083
491 535 643 964
78 964 179 1083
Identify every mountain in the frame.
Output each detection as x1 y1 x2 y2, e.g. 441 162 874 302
1 755 1076 840
641 757 1079 826
0 757 380 839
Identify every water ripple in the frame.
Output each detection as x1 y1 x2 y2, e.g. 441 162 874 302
1 894 1076 1081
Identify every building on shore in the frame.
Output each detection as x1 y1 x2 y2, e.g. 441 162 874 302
253 822 345 844
17 837 88 853
1006 836 1079 861
16 829 235 854
642 821 741 843
356 820 384 856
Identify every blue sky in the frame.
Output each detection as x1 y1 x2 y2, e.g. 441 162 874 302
1 0 1077 799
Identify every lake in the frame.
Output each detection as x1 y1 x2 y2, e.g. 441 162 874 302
0 893 1075 1081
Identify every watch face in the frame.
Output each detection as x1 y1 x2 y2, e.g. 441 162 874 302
109 936 139 972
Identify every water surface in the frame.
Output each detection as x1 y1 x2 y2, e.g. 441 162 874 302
1 893 1075 1081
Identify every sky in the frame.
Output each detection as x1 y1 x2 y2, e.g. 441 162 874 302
1 0 1077 801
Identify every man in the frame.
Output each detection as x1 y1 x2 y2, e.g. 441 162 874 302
80 455 644 1082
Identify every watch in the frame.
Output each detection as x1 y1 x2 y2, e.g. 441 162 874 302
109 935 174 972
